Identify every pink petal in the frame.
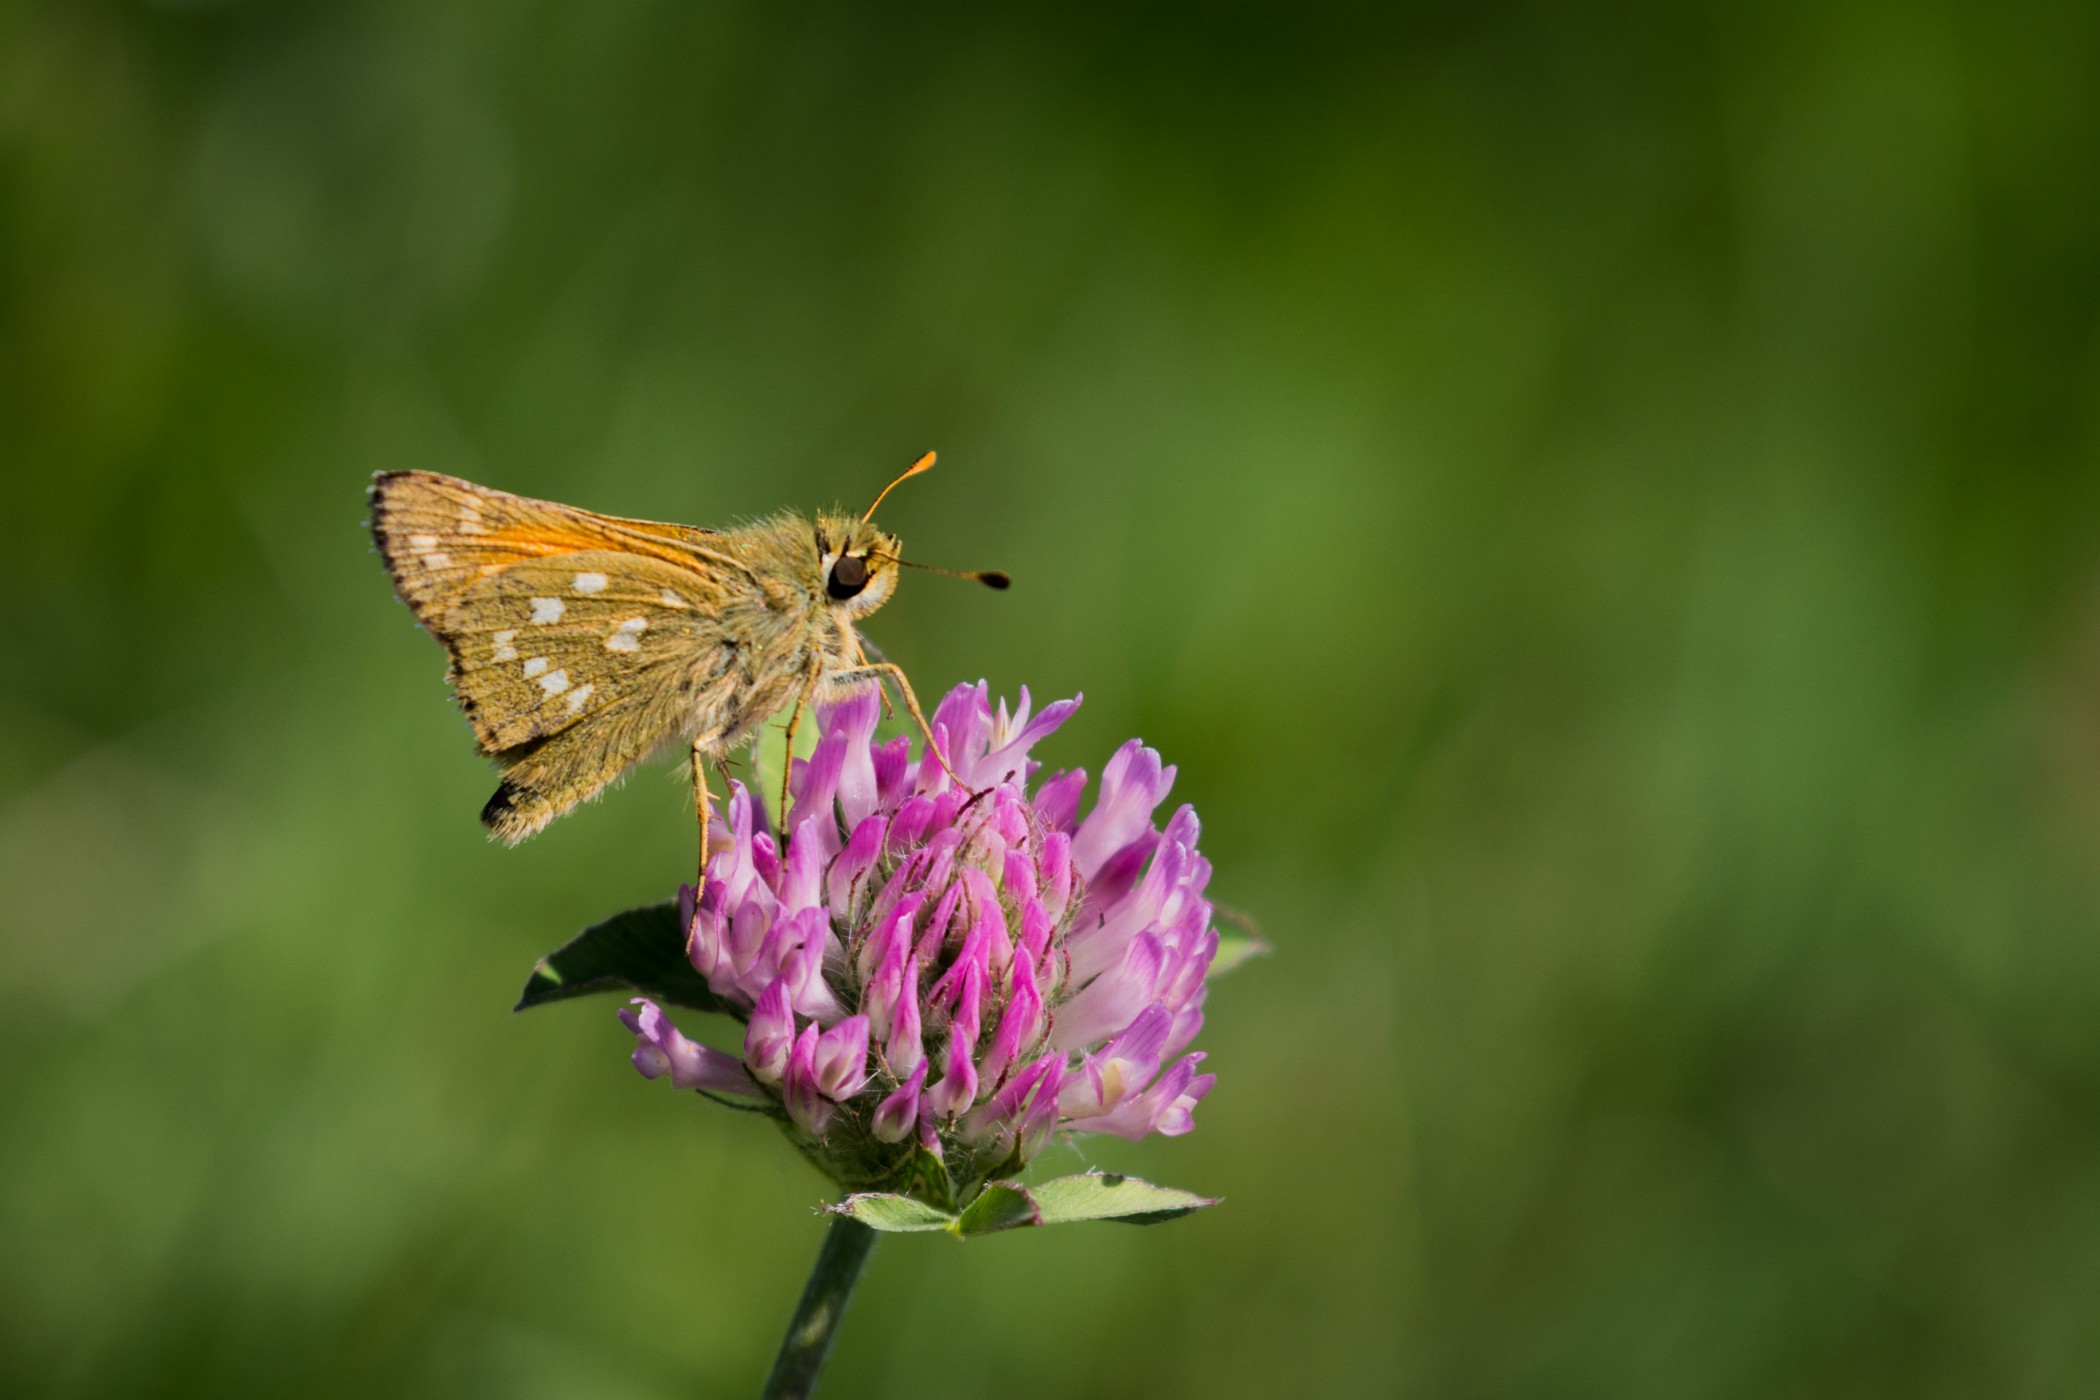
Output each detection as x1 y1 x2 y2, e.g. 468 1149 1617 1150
619 1000 761 1096
871 1061 927 1143
814 1015 871 1101
925 1026 980 1118
743 978 795 1085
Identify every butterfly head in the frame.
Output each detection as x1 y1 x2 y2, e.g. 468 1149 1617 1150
807 453 1008 621
814 516 902 620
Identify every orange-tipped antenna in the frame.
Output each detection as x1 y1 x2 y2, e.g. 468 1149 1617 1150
863 450 939 522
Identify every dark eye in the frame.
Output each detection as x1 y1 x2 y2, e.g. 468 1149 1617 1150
827 555 869 601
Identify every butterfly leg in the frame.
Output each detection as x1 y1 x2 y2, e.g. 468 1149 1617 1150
847 636 896 721
715 753 740 824
830 662 966 791
777 662 823 841
691 737 714 886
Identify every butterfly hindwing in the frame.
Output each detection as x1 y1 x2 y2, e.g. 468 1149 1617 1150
440 550 743 751
442 550 806 844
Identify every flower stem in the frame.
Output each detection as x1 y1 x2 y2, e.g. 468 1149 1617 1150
760 1215 877 1400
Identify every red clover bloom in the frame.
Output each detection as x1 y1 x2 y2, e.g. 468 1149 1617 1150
619 682 1219 1196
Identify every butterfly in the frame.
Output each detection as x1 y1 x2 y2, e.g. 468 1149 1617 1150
368 453 1006 851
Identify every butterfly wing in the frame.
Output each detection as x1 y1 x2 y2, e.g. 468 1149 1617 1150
369 472 800 843
369 471 746 620
435 551 728 743
446 552 778 842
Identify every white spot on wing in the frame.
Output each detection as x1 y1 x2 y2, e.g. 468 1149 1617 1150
660 589 688 608
606 617 648 653
523 656 549 678
458 506 484 534
530 597 564 624
538 668 570 695
492 629 518 662
564 682 594 713
408 534 439 551
573 572 609 595
424 551 453 569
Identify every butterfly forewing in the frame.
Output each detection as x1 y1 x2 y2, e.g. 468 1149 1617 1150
373 472 596 624
370 471 738 625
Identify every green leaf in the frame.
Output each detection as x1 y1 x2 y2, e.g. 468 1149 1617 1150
514 901 735 1016
826 1193 956 1233
953 1182 1042 1236
832 1174 1217 1237
1023 1173 1219 1226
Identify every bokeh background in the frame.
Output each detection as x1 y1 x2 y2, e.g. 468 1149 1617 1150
6 2 2100 1396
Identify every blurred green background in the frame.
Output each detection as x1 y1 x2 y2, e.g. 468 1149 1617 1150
6 2 2100 1396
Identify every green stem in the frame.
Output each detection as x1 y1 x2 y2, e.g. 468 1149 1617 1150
760 1215 877 1400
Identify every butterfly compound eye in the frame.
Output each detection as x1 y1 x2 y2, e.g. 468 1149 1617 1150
827 554 870 601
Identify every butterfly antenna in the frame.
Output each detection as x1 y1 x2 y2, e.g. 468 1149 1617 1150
863 450 938 522
895 557 1010 590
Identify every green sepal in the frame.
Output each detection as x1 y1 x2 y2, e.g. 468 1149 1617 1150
513 901 736 1017
828 1172 1216 1236
907 1146 955 1212
1209 928 1270 977
749 702 823 834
